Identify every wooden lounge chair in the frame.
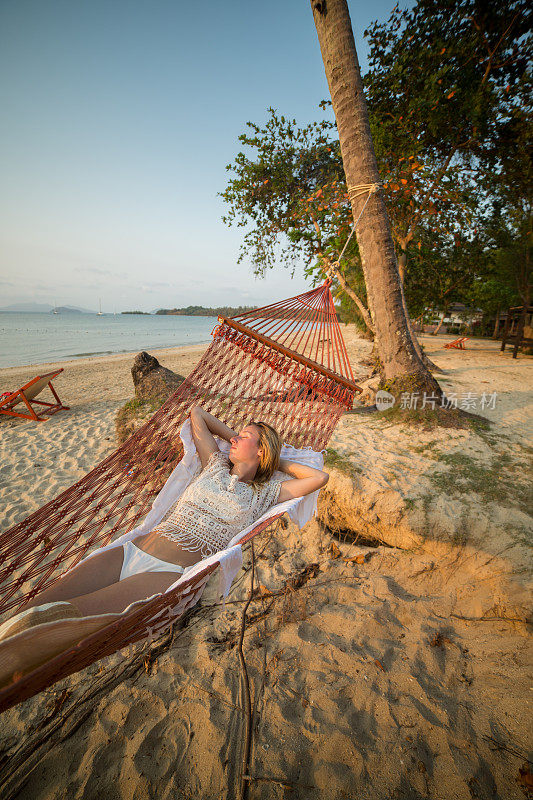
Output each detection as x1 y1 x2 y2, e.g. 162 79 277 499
500 305 533 358
444 337 468 350
0 369 69 421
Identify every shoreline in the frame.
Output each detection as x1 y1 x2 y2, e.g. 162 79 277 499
0 341 213 414
0 340 212 380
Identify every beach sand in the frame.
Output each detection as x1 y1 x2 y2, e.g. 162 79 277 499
0 344 208 530
0 331 531 799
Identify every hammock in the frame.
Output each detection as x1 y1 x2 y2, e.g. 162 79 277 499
0 279 361 714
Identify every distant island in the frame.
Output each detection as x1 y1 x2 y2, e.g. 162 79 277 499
121 311 150 315
0 303 94 313
51 306 82 314
155 305 258 317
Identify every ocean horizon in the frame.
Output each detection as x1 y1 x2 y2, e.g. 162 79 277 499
0 312 218 370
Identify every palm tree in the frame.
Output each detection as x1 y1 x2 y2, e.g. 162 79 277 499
310 0 442 397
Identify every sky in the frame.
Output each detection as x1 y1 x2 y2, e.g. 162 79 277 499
0 0 402 313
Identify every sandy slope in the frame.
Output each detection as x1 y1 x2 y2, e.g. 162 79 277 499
0 332 531 800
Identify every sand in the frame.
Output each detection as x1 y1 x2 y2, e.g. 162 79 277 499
0 332 532 799
0 344 208 530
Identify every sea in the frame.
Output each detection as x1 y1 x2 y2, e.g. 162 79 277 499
0 312 218 370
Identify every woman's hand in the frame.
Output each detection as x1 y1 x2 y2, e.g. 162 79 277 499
276 458 329 503
189 406 237 469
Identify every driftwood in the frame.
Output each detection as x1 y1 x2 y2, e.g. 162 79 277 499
131 351 186 402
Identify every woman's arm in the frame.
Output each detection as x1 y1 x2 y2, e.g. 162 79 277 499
189 406 237 469
276 458 329 503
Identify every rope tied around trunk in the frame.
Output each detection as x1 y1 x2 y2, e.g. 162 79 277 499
335 181 383 267
347 182 383 200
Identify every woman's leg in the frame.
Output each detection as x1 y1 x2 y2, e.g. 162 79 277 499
67 571 181 616
17 546 125 612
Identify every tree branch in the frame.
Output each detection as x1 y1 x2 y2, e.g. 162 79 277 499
321 255 375 333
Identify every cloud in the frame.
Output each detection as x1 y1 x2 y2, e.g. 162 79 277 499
4 279 54 292
140 280 181 292
74 266 128 279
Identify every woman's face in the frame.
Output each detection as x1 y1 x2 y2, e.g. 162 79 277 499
229 425 262 464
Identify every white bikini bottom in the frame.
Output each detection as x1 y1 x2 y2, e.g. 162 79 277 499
120 541 195 582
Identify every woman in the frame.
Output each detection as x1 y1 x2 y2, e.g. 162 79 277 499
0 406 328 639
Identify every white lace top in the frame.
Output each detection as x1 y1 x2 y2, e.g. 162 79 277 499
151 450 284 558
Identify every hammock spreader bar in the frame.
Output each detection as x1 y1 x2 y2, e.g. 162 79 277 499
214 317 362 396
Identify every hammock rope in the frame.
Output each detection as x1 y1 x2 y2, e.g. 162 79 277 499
0 279 361 713
337 181 383 266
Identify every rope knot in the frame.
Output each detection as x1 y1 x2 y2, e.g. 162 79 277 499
347 181 383 199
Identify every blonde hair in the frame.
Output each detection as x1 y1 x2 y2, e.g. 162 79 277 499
249 420 282 486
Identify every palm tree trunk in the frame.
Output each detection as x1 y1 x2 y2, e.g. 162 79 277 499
310 0 441 398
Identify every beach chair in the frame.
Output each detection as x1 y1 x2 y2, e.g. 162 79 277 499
0 369 69 421
444 337 468 350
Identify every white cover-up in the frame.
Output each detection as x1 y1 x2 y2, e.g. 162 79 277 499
74 419 325 637
155 449 285 558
